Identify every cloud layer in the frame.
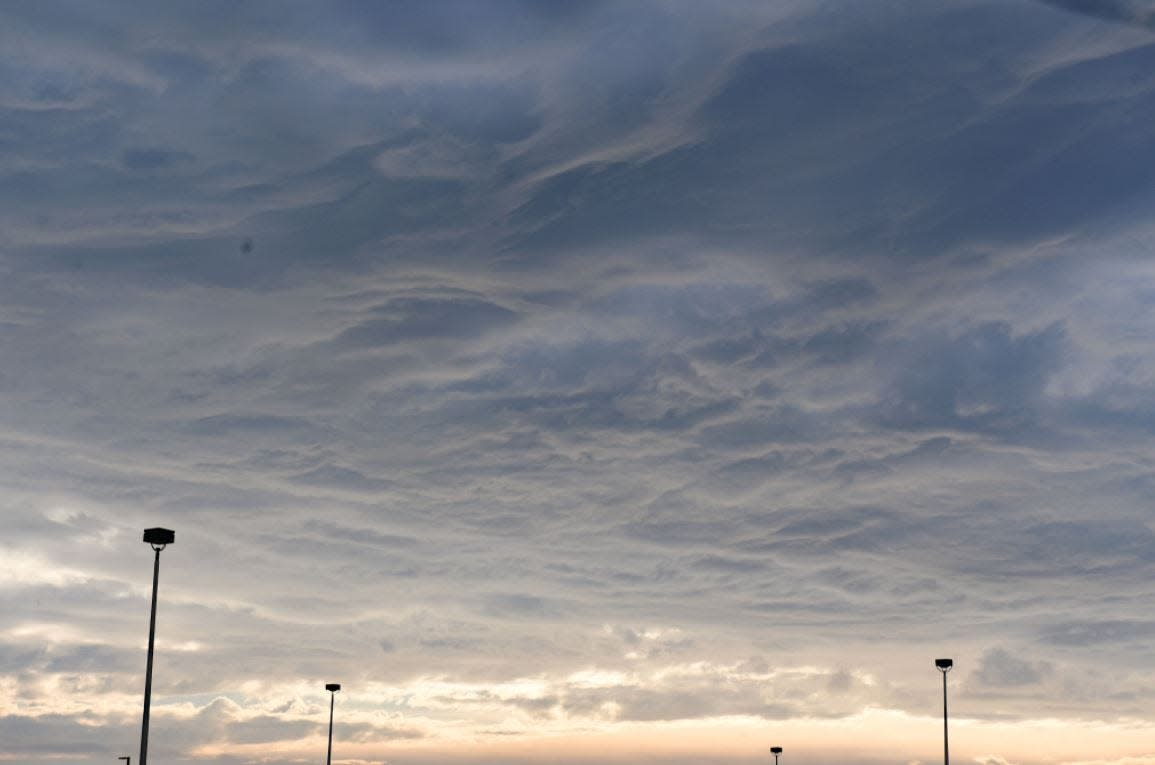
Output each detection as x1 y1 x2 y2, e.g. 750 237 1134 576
3 2 1155 764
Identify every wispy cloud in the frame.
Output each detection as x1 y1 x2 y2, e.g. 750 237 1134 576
3 1 1155 764
1038 0 1155 29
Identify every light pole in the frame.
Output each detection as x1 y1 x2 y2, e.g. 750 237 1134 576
935 658 953 765
771 746 783 765
139 528 174 765
119 757 131 765
325 683 341 765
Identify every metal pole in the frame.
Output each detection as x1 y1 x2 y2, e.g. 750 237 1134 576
140 547 160 765
326 690 336 765
942 668 949 765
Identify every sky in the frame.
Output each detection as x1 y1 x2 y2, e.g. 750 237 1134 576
3 1 1155 764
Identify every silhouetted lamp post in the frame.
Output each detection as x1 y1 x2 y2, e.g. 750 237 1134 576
325 683 341 765
118 757 131 765
771 746 783 765
139 528 174 765
935 658 953 765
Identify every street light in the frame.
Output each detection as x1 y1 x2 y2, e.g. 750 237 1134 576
325 683 341 765
118 757 131 765
771 746 783 765
139 528 174 765
935 658 953 765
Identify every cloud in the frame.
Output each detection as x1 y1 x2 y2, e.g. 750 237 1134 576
0 714 128 756
879 322 1067 434
1040 620 1155 646
332 296 519 350
973 648 1051 687
4 1 1155 764
1037 0 1155 28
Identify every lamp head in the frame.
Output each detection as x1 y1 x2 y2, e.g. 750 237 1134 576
325 683 341 692
143 528 175 550
771 747 783 755
935 658 953 671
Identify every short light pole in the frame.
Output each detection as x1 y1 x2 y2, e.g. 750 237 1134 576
771 746 783 765
325 683 341 765
935 658 953 765
139 528 174 765
118 757 131 765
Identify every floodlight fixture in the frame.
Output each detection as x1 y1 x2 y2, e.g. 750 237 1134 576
142 527 174 549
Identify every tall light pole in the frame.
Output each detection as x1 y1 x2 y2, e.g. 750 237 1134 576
771 746 783 765
139 528 174 765
325 683 341 765
935 658 953 765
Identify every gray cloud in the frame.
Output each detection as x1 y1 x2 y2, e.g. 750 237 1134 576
880 322 1067 434
333 296 519 349
0 715 128 756
1040 620 1155 646
973 648 1051 687
1037 0 1155 28
3 1 1155 764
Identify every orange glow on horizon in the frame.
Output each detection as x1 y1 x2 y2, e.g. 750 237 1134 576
210 710 1155 765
